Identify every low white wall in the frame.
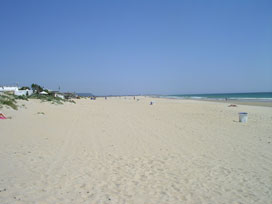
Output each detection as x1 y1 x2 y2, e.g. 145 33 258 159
14 90 33 96
56 94 65 99
0 86 19 92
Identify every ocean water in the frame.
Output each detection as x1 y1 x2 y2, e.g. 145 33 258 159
165 92 272 102
77 93 94 97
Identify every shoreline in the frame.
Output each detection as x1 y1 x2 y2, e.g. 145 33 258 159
200 99 272 107
155 97 272 107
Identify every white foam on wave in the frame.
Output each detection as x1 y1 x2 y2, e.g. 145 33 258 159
161 95 272 102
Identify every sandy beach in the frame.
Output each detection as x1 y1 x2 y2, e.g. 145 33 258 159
0 97 272 204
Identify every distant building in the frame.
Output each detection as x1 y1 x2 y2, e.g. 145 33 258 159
50 91 65 99
40 91 48 95
0 86 33 96
0 86 19 93
63 92 77 99
15 89 33 96
56 93 65 99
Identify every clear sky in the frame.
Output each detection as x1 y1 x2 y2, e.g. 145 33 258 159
0 0 271 95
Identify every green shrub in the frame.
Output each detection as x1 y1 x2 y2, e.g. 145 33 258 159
0 94 18 110
14 95 29 101
19 86 30 90
30 93 68 104
0 92 75 110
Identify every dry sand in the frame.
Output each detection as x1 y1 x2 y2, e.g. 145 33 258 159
0 97 272 204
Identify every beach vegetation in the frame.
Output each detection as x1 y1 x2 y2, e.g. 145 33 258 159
19 86 30 90
0 94 18 110
14 95 29 101
37 112 45 115
29 93 63 104
29 93 76 105
68 99 76 104
31 83 43 93
0 84 76 110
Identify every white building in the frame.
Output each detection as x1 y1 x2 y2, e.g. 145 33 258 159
14 89 33 96
0 86 19 92
56 93 65 99
0 86 33 96
40 91 48 95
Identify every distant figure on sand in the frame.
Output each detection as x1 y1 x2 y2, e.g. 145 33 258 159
150 101 153 105
105 97 107 100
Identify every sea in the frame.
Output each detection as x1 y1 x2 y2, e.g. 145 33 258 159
77 92 272 102
77 93 94 97
164 92 272 102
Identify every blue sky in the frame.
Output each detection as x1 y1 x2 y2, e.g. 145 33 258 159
0 0 271 95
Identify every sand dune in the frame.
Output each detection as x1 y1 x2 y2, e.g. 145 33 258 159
0 97 271 203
